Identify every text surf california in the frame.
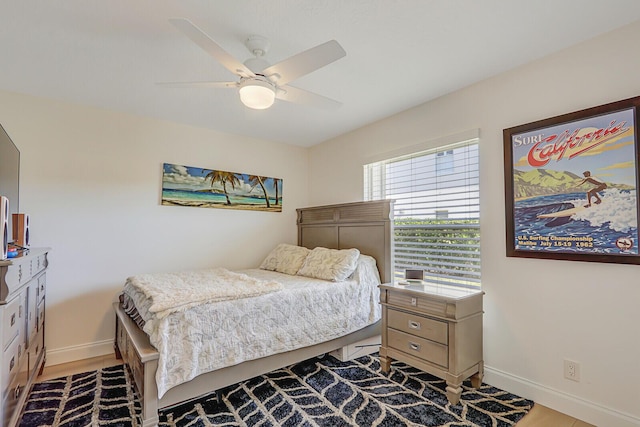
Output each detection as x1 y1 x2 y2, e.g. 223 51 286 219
513 119 629 167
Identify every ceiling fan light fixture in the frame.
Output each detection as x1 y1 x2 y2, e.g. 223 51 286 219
239 78 276 109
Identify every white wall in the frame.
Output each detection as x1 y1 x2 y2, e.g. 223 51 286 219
309 20 640 427
0 91 309 365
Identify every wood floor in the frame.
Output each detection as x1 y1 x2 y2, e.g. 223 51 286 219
36 355 595 426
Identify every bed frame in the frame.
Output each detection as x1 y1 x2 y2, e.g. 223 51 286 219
113 200 393 427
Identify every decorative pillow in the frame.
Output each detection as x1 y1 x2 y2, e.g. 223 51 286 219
259 243 310 275
349 254 381 284
296 247 361 281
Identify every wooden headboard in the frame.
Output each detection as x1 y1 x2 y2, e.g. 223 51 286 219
297 200 393 283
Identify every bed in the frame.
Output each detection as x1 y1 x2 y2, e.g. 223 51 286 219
113 200 393 427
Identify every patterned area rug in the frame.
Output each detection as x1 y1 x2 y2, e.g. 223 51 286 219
20 364 140 427
20 354 533 426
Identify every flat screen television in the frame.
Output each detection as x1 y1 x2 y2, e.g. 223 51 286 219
0 123 20 243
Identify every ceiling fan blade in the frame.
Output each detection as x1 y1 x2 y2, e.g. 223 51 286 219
262 40 346 86
276 85 342 110
157 81 238 89
169 18 254 78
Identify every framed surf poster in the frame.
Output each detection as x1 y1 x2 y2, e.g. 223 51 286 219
504 95 640 264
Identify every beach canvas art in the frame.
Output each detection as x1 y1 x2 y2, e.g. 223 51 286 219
161 163 282 212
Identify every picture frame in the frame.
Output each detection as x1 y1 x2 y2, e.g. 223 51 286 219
503 96 640 264
161 163 283 213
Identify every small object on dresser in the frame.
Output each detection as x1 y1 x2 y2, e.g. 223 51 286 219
405 269 423 281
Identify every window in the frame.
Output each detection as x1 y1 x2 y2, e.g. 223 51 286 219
364 137 480 289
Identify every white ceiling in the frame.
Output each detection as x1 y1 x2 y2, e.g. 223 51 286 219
2 1 640 147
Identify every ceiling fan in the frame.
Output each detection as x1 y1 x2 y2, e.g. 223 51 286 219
161 18 346 110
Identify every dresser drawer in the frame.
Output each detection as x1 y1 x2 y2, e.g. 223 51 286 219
36 272 46 304
387 290 448 317
27 285 38 342
28 327 44 374
34 254 46 275
388 309 448 345
2 296 23 351
1 257 36 298
19 260 33 286
37 299 45 332
2 353 28 427
388 329 448 368
2 335 20 391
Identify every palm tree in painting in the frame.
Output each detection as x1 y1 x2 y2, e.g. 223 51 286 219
272 178 280 206
203 170 240 205
248 175 271 208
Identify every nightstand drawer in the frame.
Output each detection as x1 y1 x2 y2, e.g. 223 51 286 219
388 329 448 368
388 309 448 345
387 290 447 316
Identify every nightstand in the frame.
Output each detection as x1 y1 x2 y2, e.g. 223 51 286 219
378 282 484 404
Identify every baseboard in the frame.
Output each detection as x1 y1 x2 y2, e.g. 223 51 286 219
45 339 115 367
484 365 640 427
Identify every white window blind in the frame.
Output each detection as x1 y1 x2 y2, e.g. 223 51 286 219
364 139 480 288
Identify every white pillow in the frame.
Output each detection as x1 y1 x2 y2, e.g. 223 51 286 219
259 243 310 275
296 247 361 281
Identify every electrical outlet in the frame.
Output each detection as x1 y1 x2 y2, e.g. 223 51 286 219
564 359 580 382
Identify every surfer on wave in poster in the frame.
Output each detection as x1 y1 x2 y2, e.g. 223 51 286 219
577 171 607 207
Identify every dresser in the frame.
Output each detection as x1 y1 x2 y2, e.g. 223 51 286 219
0 248 50 427
379 282 483 404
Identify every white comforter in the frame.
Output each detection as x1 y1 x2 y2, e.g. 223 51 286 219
123 256 381 398
125 268 283 319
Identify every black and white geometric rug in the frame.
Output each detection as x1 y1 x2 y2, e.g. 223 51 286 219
20 354 533 426
20 364 140 427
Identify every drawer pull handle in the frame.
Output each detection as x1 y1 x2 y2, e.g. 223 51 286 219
10 356 15 372
11 313 15 326
410 297 417 306
409 342 421 352
408 320 421 330
14 385 21 400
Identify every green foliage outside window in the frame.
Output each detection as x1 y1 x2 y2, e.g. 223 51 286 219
394 217 481 288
